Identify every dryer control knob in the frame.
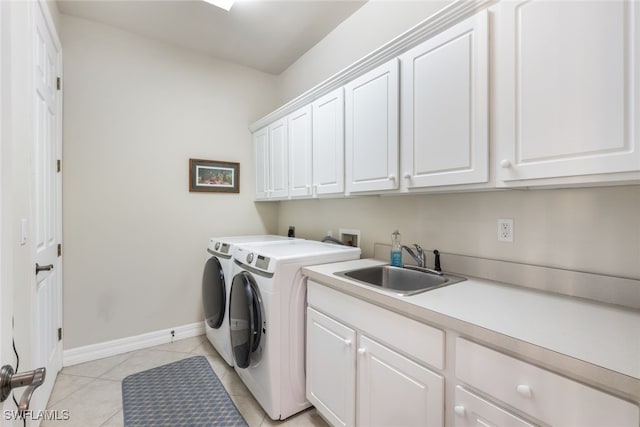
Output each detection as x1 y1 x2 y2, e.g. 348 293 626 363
214 242 221 250
246 253 254 264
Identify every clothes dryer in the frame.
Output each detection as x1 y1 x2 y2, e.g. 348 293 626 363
229 240 361 420
202 235 294 366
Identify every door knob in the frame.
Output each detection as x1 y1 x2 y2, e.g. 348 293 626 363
0 365 46 413
35 263 54 274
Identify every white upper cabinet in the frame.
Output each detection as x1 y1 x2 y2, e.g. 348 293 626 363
400 11 489 190
288 105 313 198
345 59 399 194
254 127 270 200
495 0 640 185
254 119 289 201
267 118 289 199
312 88 345 196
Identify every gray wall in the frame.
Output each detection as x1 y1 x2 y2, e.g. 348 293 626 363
61 15 279 349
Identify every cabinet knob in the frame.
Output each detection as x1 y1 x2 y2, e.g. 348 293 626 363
500 159 512 169
403 172 411 180
344 339 352 346
357 348 366 356
454 405 466 417
388 174 396 181
516 384 532 398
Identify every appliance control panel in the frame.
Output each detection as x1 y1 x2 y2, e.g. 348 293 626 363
234 247 272 273
255 255 270 270
208 239 231 255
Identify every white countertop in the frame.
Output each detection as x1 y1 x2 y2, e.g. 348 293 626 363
303 259 640 381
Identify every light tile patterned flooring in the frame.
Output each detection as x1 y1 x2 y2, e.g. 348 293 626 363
42 336 328 427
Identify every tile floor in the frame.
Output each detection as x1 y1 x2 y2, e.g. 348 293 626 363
42 335 329 427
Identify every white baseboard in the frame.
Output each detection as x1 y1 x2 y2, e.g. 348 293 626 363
62 322 205 367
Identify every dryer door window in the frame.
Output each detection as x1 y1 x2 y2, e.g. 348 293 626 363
202 257 226 329
229 271 263 369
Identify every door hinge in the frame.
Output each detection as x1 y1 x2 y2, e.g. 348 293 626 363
57 243 62 257
57 159 61 173
57 328 62 341
56 77 61 91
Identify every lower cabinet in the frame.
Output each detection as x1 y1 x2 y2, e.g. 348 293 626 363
453 386 534 427
455 338 640 427
306 281 639 427
306 281 445 427
306 307 356 427
357 335 443 426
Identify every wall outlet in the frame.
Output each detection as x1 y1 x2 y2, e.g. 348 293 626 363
497 219 514 242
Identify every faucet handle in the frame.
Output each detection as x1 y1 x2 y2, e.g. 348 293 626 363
412 244 425 268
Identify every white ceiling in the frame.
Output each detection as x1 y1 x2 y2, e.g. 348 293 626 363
56 0 367 75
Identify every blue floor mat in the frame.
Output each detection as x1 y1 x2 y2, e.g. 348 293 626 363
122 355 247 427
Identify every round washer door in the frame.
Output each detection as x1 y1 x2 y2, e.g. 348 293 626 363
202 257 226 329
229 271 263 369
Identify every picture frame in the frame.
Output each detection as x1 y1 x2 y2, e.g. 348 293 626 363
189 158 240 193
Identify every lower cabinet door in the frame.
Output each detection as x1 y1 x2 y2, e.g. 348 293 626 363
357 335 444 427
454 386 536 427
306 307 357 427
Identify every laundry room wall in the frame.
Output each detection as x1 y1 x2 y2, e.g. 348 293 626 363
276 0 452 103
60 15 280 350
274 1 640 280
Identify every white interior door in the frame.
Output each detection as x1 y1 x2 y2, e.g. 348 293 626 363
31 0 62 414
0 0 16 424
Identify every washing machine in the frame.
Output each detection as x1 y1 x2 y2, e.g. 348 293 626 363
202 235 295 366
228 240 361 420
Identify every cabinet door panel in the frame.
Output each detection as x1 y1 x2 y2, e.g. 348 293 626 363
454 386 535 427
306 308 356 427
456 338 640 427
496 0 640 183
401 11 488 188
288 105 313 198
357 335 443 427
254 127 269 200
313 88 345 195
269 118 288 199
345 59 399 193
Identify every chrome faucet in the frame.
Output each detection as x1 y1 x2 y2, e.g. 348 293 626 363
401 244 425 268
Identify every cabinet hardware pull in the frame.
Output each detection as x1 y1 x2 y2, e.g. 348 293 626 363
343 339 352 346
500 159 512 169
516 384 532 398
357 348 366 355
454 405 466 417
403 173 411 180
388 174 396 181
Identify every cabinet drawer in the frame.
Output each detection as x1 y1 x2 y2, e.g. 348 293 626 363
454 386 534 427
456 338 639 426
308 280 444 369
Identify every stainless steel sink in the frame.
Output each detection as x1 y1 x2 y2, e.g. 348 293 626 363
336 265 466 296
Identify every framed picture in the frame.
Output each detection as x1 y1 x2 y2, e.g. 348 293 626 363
189 158 240 193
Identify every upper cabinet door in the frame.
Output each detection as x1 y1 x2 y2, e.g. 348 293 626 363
254 127 269 200
495 0 640 184
345 59 399 194
313 88 345 196
400 11 488 189
268 118 289 199
288 105 313 198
